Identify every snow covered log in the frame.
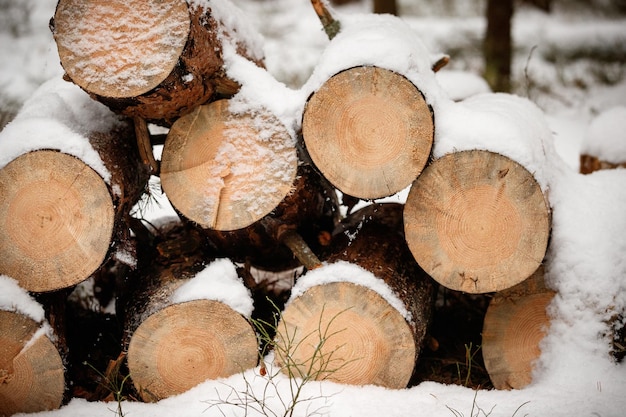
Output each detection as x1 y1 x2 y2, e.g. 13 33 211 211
274 203 435 389
161 100 338 269
0 79 150 292
404 150 551 294
122 222 258 402
0 278 65 416
50 0 264 126
302 66 434 200
481 266 555 389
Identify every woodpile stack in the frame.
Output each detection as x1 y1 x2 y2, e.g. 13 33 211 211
0 0 557 414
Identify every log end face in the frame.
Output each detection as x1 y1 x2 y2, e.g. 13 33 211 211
52 0 191 99
0 311 64 415
161 100 298 231
403 150 551 294
302 66 434 200
127 300 258 401
275 281 416 389
0 151 114 292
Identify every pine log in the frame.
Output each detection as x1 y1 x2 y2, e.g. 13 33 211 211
404 150 551 294
123 222 258 402
274 203 435 388
0 310 65 416
0 122 149 293
301 66 434 200
161 100 338 269
161 99 298 230
580 154 626 174
51 0 263 126
481 266 555 389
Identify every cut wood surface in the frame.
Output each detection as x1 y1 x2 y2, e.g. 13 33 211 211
482 267 555 389
127 299 258 402
161 99 298 231
0 310 65 416
0 121 149 292
52 0 262 125
404 150 551 294
123 222 258 402
275 203 435 388
0 151 114 292
302 66 433 199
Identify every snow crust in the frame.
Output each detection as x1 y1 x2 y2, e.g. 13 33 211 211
171 258 254 318
0 77 120 183
580 106 626 163
288 261 412 323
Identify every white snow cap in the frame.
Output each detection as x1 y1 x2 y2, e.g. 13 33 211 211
434 92 559 191
0 275 46 322
171 258 254 318
288 261 412 323
581 106 626 164
303 12 445 107
0 77 118 182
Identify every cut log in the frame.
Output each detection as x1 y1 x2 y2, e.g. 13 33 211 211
404 150 551 294
301 66 434 200
481 266 555 389
0 310 65 416
51 0 263 126
0 124 148 292
123 222 258 402
274 203 435 388
161 101 338 269
161 99 298 230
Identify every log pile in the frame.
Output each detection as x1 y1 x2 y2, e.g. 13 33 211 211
0 0 561 414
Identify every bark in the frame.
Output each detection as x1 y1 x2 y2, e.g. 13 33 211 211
122 222 258 402
483 0 514 92
373 0 398 16
275 203 435 388
481 266 555 389
404 150 551 294
51 0 263 126
302 66 434 199
0 119 149 293
580 153 626 174
0 309 65 416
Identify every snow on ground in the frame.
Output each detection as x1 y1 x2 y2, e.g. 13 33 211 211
1 0 626 416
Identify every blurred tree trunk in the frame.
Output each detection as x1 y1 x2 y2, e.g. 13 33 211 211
374 0 398 15
483 0 514 92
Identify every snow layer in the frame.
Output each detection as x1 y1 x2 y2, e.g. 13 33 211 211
288 261 412 322
0 77 122 182
580 106 626 163
171 258 254 318
0 275 45 322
